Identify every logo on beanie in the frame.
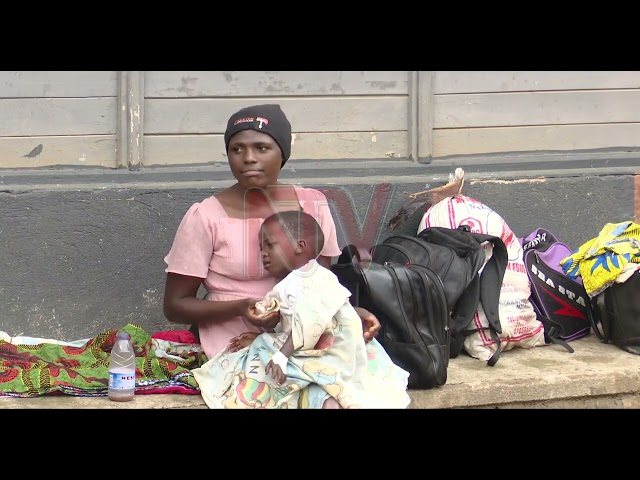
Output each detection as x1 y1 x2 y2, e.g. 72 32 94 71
233 117 254 126
233 116 270 129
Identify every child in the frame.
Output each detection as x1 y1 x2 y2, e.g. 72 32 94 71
192 210 410 409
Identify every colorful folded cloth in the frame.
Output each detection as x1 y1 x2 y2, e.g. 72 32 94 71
0 324 205 397
561 221 640 297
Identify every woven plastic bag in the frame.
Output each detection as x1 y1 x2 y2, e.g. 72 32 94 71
418 194 545 361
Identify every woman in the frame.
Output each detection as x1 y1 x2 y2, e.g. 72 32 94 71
163 104 385 405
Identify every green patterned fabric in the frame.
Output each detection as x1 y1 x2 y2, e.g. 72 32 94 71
0 324 205 397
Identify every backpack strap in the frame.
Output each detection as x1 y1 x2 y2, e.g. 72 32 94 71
467 229 508 366
587 292 610 343
472 231 506 334
419 226 508 366
417 227 485 355
537 314 575 353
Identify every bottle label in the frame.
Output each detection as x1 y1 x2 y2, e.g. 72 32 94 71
109 371 136 390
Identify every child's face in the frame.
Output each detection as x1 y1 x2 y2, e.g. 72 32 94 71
259 221 299 279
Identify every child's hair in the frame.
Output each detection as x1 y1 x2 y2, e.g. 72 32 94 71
263 210 325 257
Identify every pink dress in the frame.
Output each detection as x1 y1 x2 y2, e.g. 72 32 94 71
164 186 342 359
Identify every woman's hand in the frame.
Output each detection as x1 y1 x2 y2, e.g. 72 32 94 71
354 307 380 343
240 298 281 329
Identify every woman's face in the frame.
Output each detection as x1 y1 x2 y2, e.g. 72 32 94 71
227 129 283 189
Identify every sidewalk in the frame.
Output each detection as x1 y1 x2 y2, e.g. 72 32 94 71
2 333 639 409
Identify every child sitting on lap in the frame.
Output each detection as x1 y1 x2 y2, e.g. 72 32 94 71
192 210 410 409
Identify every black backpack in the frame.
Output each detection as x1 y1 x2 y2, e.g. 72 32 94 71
331 245 450 390
370 226 508 366
588 270 640 355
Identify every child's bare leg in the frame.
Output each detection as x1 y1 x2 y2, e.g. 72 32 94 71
322 397 342 409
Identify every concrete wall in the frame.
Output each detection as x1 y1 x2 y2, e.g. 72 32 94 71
2 71 640 340
1 155 636 340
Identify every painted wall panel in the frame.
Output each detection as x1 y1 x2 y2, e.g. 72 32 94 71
144 97 408 134
143 131 408 165
434 90 640 128
0 136 117 168
145 71 410 97
434 71 640 94
1 71 639 168
0 98 117 136
433 123 640 157
0 71 118 97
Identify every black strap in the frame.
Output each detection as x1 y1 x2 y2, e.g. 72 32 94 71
535 314 575 353
418 226 507 336
547 335 575 353
486 328 502 366
418 226 508 366
476 233 508 336
463 326 502 366
544 323 575 353
460 229 508 366
587 293 610 343
337 244 359 265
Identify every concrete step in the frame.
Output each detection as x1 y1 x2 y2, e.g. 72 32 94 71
2 334 638 409
411 333 640 409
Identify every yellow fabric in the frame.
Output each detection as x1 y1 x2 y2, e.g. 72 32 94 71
560 221 640 296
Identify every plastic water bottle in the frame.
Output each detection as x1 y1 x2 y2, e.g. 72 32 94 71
108 331 136 402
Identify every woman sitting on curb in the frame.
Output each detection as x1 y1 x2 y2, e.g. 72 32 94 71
163 104 389 408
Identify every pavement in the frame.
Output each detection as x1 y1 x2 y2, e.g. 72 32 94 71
2 333 640 409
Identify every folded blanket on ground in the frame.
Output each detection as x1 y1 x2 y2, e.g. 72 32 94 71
0 324 205 398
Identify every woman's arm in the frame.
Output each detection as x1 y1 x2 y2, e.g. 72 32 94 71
317 255 332 269
163 272 279 328
318 256 381 342
354 306 381 342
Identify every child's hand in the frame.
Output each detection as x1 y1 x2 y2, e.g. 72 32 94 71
226 332 259 352
265 360 286 385
266 350 288 385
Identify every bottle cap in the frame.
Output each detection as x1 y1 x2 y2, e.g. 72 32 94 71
116 331 131 340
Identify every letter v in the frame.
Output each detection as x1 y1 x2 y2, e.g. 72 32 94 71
316 183 394 251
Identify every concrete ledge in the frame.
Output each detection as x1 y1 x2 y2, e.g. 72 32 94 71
410 333 640 409
2 334 639 409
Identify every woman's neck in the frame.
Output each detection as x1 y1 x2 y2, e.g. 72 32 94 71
236 183 300 210
218 183 301 219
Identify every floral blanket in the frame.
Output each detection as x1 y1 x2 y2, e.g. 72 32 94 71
192 261 410 409
0 324 205 397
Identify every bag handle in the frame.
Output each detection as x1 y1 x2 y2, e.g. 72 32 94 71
333 244 371 308
336 244 372 265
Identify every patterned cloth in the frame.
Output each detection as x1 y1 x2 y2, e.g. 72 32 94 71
0 324 205 397
192 260 410 409
560 221 640 297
